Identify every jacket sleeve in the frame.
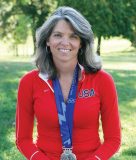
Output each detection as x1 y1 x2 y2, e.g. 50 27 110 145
86 72 121 160
16 72 50 160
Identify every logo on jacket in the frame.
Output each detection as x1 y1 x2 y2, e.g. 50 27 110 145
78 88 95 98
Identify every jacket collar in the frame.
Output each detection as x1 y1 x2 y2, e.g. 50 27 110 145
38 63 85 92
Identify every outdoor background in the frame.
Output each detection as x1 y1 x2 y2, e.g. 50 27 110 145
0 0 136 160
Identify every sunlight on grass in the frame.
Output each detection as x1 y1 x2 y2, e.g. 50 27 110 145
0 36 34 56
103 61 136 70
0 54 34 62
100 37 133 54
129 99 136 106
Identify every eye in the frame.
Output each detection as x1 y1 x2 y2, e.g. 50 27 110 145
53 33 62 37
70 33 80 39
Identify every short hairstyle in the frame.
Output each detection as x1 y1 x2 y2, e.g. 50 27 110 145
35 6 102 79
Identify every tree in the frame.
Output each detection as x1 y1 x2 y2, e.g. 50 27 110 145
122 0 136 47
107 0 136 47
0 0 57 54
12 15 30 56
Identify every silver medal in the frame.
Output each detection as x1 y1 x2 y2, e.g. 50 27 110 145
60 148 77 160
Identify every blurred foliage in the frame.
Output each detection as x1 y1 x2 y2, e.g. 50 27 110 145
0 0 136 55
0 0 57 54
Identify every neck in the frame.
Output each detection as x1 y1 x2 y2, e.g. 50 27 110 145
55 61 78 78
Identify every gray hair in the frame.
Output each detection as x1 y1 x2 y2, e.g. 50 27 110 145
35 6 102 79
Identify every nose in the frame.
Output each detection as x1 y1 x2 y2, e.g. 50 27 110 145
60 37 70 46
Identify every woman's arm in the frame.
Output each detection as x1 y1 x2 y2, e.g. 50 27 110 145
16 71 50 160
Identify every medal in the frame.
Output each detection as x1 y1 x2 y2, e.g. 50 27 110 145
60 148 77 160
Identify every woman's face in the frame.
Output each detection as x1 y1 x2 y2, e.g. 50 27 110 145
47 19 81 64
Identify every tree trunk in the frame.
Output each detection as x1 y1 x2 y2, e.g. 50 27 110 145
31 15 36 55
15 44 18 56
97 36 102 55
32 29 36 55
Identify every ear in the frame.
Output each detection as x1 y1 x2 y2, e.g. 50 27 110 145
46 41 50 46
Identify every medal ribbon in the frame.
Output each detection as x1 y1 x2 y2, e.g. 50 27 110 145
53 64 78 148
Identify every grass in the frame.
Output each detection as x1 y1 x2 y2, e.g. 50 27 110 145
0 57 34 160
102 55 136 160
102 51 136 160
0 38 136 159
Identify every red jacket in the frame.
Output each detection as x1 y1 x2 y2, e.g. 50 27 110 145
16 66 121 160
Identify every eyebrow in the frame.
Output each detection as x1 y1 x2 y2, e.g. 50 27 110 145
52 31 62 34
52 31 77 35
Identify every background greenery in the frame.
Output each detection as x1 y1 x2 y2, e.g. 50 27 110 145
0 0 136 55
0 38 136 159
0 0 136 159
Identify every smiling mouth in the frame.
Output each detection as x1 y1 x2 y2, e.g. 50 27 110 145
59 48 71 53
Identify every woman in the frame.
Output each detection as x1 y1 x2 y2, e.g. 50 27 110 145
16 6 121 160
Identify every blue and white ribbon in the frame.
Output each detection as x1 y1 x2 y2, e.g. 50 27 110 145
53 65 79 148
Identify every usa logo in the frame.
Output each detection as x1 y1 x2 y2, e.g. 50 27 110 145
78 88 95 98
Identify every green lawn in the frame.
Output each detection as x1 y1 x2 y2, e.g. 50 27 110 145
102 50 136 160
0 46 136 159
